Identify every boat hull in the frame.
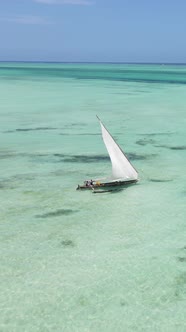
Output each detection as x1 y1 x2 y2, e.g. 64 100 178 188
76 179 138 190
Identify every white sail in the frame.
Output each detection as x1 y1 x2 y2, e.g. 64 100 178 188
98 118 138 181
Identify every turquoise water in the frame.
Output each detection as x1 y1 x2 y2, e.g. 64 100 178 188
0 63 186 331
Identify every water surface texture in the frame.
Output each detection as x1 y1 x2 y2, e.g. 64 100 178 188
0 63 186 332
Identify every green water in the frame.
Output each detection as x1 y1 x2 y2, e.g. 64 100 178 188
0 63 186 331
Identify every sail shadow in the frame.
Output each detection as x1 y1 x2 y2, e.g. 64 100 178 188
92 188 124 194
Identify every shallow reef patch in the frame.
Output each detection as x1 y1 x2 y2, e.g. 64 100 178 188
175 272 186 299
61 239 75 247
177 257 186 263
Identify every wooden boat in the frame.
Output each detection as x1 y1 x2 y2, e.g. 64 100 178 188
76 116 138 191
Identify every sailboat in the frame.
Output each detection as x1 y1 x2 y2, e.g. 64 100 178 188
76 116 138 190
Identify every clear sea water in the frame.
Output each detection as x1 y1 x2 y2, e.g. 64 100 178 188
0 63 186 332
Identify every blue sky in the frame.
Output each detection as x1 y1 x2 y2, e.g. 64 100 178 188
0 0 186 62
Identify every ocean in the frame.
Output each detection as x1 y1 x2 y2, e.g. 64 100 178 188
0 63 186 331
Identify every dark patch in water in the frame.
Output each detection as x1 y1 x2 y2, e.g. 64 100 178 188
36 209 77 218
53 153 66 157
149 178 172 183
0 150 155 164
155 144 186 150
136 138 156 146
17 127 57 132
0 180 16 189
2 65 186 85
66 122 86 127
170 146 186 150
57 152 156 163
136 139 186 151
61 239 75 247
177 257 186 263
60 133 100 136
120 300 127 307
79 296 87 306
0 152 16 159
175 272 186 299
0 152 50 160
177 272 186 283
4 127 57 133
62 155 110 163
36 153 50 157
0 182 6 189
140 132 174 136
127 153 157 160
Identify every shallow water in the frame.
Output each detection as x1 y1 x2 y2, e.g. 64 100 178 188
0 63 186 331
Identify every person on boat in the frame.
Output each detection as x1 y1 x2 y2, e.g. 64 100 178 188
85 180 93 187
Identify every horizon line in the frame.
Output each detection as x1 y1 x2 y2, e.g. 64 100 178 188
0 60 186 65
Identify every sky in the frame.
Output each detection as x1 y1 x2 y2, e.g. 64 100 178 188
0 0 186 63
